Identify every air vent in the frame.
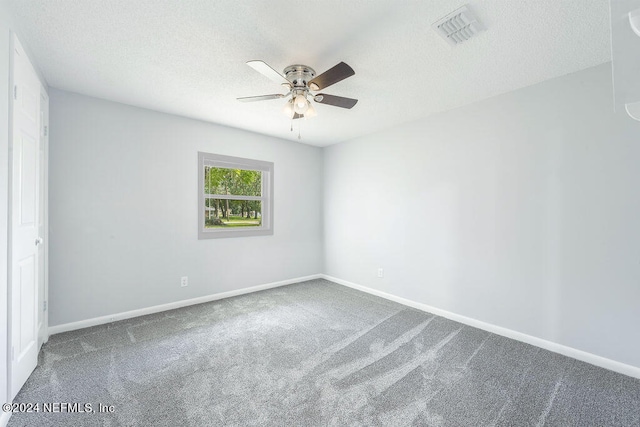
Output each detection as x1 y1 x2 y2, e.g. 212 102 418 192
432 5 483 46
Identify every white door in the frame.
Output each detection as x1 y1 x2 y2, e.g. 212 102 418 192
10 35 41 399
37 89 48 349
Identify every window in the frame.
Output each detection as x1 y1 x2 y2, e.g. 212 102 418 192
198 152 273 239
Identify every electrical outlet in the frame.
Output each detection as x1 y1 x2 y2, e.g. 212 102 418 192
181 276 188 287
377 268 384 278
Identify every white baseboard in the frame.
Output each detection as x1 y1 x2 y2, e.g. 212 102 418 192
48 274 322 335
322 274 640 380
0 411 11 427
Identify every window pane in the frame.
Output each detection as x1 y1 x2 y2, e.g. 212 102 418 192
204 199 262 228
204 166 262 197
199 152 273 239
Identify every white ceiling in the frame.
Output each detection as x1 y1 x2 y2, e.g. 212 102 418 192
8 0 611 146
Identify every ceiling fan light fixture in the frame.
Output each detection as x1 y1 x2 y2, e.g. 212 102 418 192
283 99 294 118
293 94 309 114
305 102 317 118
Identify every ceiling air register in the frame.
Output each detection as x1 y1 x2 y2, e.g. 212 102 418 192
432 5 483 45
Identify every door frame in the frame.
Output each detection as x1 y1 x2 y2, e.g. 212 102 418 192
38 85 49 348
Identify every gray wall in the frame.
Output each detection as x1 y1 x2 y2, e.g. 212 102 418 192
48 89 323 326
323 63 640 368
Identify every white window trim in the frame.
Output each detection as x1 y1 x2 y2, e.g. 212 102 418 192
198 152 274 239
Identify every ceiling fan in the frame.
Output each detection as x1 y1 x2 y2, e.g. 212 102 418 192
237 60 358 120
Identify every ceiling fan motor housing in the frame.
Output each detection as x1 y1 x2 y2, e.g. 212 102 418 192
283 65 316 88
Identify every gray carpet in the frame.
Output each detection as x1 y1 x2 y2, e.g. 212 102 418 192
8 279 640 426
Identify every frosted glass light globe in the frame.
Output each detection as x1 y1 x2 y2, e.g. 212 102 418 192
293 94 309 114
282 100 294 118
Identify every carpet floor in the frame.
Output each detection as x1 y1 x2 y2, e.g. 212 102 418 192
8 279 640 426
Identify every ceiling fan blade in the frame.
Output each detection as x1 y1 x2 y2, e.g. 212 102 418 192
308 62 355 91
237 94 286 102
293 113 304 120
314 93 358 109
246 60 290 85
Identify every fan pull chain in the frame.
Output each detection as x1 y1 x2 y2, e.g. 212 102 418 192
298 117 302 140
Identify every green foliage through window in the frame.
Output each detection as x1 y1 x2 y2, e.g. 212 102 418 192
199 152 273 239
204 167 261 197
204 167 262 228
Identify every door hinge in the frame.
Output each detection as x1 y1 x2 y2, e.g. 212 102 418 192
44 300 47 311
44 125 48 137
13 85 17 100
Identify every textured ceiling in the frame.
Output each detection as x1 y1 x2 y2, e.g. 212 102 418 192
7 0 611 146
